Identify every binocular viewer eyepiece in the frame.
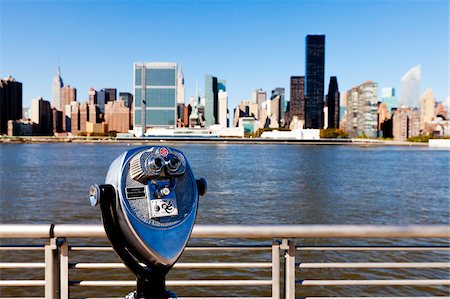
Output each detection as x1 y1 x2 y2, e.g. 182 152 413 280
90 146 206 299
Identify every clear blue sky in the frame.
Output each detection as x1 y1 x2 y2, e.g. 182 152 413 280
1 0 448 109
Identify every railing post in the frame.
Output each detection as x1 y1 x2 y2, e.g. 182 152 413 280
44 237 57 299
272 240 281 299
59 238 69 299
284 239 296 299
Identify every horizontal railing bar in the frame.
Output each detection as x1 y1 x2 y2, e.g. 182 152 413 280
0 225 51 238
0 245 45 251
1 224 449 238
298 262 450 268
0 280 45 286
0 262 45 268
185 246 271 251
47 245 450 252
70 262 272 269
48 224 450 238
0 298 46 299
70 298 272 299
69 280 272 287
296 279 450 285
297 246 450 251
69 246 271 251
304 297 450 299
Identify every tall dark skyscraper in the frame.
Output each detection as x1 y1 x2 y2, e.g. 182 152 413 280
0 76 23 134
326 76 340 129
305 34 325 129
286 76 305 126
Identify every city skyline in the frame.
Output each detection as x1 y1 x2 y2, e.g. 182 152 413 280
1 0 448 109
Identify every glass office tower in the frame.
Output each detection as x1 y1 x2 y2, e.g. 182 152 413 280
305 35 325 129
133 62 178 135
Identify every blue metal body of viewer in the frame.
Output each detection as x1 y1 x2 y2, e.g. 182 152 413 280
89 146 207 299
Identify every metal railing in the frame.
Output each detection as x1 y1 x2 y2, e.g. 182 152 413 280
0 224 449 299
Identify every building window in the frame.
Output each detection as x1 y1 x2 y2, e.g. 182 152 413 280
146 69 175 86
146 88 175 107
146 109 175 126
135 68 142 86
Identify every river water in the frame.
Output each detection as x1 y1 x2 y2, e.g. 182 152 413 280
0 143 449 297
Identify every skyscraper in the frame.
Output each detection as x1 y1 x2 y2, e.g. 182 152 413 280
176 66 185 104
272 88 285 126
60 85 77 132
0 76 22 134
305 34 325 129
31 97 52 135
52 67 63 111
218 90 228 128
133 62 179 134
393 107 420 141
345 81 378 138
400 65 421 108
419 88 436 131
60 85 77 108
286 76 305 127
204 75 226 127
325 76 340 129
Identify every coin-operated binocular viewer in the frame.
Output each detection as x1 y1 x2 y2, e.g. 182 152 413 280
89 146 206 299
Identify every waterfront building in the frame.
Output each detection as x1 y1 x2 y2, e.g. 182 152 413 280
60 85 76 131
286 76 305 128
305 34 325 129
79 103 88 133
64 104 72 132
70 102 79 134
176 66 185 104
381 87 397 116
52 108 63 133
377 102 389 135
52 67 63 111
119 92 134 129
267 93 281 128
31 97 53 135
104 100 130 133
204 75 226 127
392 107 420 141
86 121 107 135
7 119 33 136
345 81 378 138
218 90 228 128
325 76 340 129
0 76 22 134
400 65 421 108
419 89 436 131
133 62 179 135
233 100 259 127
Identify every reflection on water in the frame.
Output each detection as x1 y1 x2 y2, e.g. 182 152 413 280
0 143 449 297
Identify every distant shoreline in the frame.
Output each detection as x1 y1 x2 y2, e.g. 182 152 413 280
0 136 428 146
